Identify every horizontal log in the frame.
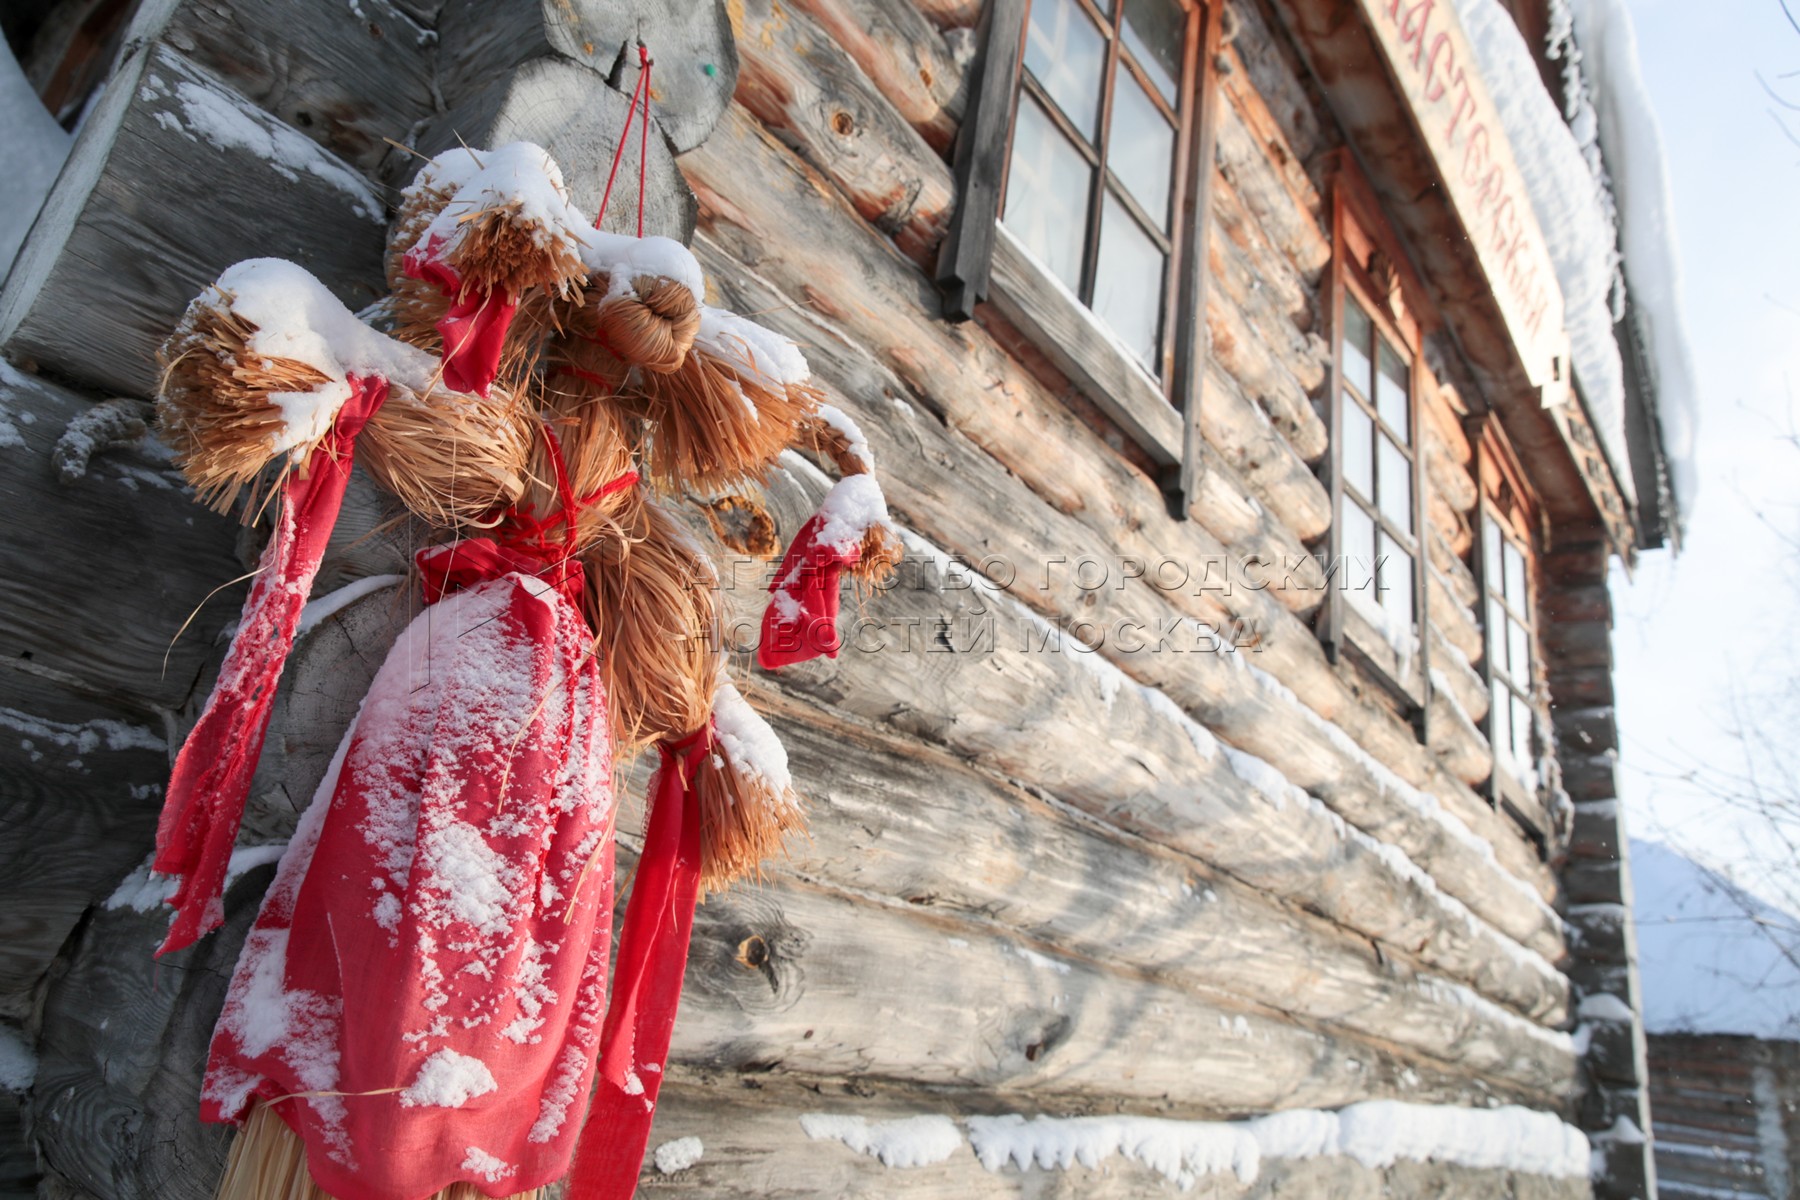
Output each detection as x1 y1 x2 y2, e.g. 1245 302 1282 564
1210 166 1316 341
432 0 738 154
740 694 1571 1096
403 55 697 241
1427 678 1493 789
1207 193 1328 398
0 44 387 398
1429 567 1485 667
0 366 244 713
787 0 966 153
127 0 435 173
1190 440 1328 619
1424 426 1480 515
1199 361 1330 542
1205 267 1329 467
1429 524 1481 612
0 668 168 1017
909 0 982 29
1212 92 1330 284
731 0 954 262
633 1074 1588 1198
673 870 1506 1113
1429 625 1488 724
690 389 1567 1024
1221 0 1331 168
679 110 1563 961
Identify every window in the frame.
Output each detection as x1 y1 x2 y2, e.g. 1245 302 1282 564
1319 164 1430 705
933 0 1220 503
1000 0 1195 378
1482 506 1538 792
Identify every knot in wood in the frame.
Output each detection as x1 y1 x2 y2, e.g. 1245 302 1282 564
830 111 855 137
736 934 770 970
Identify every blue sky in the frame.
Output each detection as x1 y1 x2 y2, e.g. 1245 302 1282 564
1611 0 1800 900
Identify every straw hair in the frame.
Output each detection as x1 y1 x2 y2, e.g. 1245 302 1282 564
442 201 586 304
595 276 701 374
580 491 721 753
217 1102 543 1200
157 291 533 526
627 358 821 494
691 735 803 894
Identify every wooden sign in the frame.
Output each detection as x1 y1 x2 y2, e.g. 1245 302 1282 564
1356 0 1566 391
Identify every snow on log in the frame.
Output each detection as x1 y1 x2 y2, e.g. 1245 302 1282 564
0 44 386 399
125 0 436 173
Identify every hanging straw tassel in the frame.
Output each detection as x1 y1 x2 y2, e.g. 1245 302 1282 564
217 1103 544 1200
691 677 804 892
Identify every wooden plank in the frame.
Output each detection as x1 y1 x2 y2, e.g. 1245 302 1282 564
681 107 1563 942
0 366 244 713
433 0 738 154
404 55 698 242
0 44 387 399
932 0 1023 319
730 0 955 262
126 0 436 173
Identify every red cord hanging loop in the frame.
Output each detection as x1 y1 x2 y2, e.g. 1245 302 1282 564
595 41 655 235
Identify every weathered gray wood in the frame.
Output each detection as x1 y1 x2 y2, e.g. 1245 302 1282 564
126 0 437 173
1224 0 1332 170
406 55 697 242
787 0 967 152
1207 191 1328 400
732 0 954 262
0 366 243 714
682 106 1561 940
30 869 261 1200
735 694 1573 1099
1429 625 1489 724
1199 358 1331 541
1427 679 1493 788
0 44 387 399
1212 74 1331 285
671 870 1511 1114
636 1074 1592 1198
1203 258 1328 468
0 668 168 1018
433 0 737 154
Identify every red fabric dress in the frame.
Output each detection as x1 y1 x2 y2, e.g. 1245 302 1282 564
199 564 617 1199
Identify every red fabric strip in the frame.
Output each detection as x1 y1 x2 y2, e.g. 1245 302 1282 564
402 240 517 398
153 375 390 954
566 725 710 1197
758 511 864 669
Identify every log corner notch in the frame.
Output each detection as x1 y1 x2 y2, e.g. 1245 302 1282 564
1544 532 1659 1200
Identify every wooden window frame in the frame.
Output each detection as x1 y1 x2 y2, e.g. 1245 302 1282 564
1466 412 1553 848
936 0 1223 515
1319 158 1432 717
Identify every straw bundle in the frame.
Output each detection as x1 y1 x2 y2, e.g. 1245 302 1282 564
691 736 803 895
158 292 533 527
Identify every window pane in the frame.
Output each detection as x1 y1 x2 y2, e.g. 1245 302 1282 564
1108 68 1175 230
1004 94 1092 292
1488 596 1508 679
1093 191 1165 373
1511 694 1534 770
1376 336 1409 438
1342 501 1378 616
1341 296 1374 399
1377 534 1415 648
1508 618 1530 687
1025 0 1106 138
1342 398 1373 502
1503 538 1527 609
1483 514 1503 589
1377 432 1412 534
1121 0 1185 107
1491 679 1511 760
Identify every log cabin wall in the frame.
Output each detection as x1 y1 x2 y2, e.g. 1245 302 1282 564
1648 1033 1800 1200
0 0 1643 1195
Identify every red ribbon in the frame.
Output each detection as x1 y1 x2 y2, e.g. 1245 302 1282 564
153 375 390 955
568 724 711 1197
403 242 517 398
758 512 864 669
